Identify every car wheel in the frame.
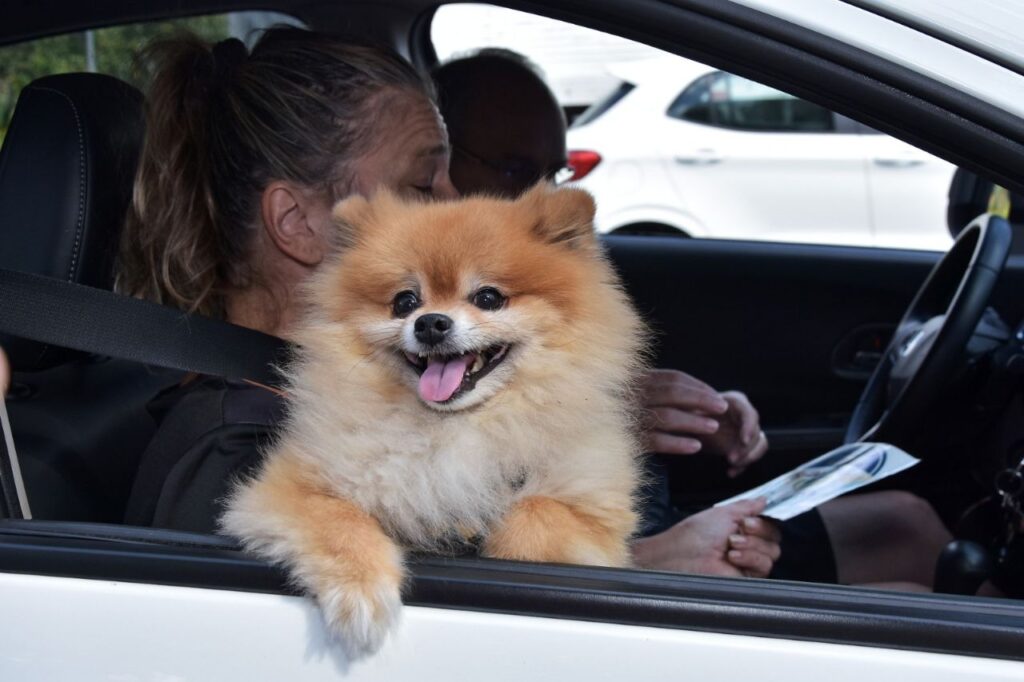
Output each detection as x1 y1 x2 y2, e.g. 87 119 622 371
610 223 690 237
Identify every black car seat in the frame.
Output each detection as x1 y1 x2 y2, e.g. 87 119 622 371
0 73 181 522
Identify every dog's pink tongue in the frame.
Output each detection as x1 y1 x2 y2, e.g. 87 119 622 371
419 354 474 402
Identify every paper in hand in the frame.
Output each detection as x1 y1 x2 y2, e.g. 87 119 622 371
715 442 919 520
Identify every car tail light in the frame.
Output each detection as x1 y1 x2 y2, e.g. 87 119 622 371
567 150 601 181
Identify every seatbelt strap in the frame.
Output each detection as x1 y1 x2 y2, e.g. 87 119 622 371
0 268 289 384
0 268 290 521
0 392 30 519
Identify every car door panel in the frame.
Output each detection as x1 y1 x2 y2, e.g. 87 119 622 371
2 530 1023 680
4 572 1022 681
863 133 958 250
664 122 872 245
605 235 1024 481
608 236 929 423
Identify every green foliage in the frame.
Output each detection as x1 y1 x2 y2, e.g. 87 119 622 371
0 14 229 142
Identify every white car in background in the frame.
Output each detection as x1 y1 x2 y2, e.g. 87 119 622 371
567 57 957 250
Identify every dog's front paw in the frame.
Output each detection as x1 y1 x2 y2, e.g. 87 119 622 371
485 496 633 567
318 575 404 659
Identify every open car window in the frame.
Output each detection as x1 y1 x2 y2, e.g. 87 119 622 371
0 10 303 145
432 3 956 251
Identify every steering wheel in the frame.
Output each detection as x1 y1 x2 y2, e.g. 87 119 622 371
844 214 1012 447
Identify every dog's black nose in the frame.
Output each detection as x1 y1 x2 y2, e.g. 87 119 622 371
414 313 453 346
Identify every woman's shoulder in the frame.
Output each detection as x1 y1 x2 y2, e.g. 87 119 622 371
149 374 287 431
124 375 287 532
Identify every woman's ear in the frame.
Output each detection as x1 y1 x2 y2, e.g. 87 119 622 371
261 181 330 267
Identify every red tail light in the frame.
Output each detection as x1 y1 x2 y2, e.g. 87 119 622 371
567 150 602 181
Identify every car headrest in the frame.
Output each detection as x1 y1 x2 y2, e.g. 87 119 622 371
0 73 144 371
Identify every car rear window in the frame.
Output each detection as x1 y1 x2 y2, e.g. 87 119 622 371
572 81 635 128
0 11 303 144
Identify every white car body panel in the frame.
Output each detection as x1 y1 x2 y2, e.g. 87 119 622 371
2 572 1023 681
567 57 956 247
863 135 959 251
855 0 1024 74
659 123 872 245
728 0 1024 121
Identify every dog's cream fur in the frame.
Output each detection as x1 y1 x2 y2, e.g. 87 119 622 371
222 184 647 658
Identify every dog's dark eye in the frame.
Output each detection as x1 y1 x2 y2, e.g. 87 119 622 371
472 287 506 311
392 290 421 318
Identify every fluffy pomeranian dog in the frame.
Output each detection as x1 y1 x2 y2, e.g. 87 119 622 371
222 184 647 657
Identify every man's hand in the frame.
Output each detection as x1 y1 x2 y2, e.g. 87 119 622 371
642 369 768 476
709 391 768 477
632 498 781 578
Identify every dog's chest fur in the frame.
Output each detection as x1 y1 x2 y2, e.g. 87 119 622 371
291 401 541 551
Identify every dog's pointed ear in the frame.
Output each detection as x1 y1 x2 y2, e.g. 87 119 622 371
332 188 407 248
522 184 597 249
331 193 373 247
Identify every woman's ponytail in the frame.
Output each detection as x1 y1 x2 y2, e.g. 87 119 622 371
118 37 242 318
117 29 433 319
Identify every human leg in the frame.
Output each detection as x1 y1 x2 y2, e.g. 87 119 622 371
818 490 952 588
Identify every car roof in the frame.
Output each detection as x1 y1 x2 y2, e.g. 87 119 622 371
849 0 1024 74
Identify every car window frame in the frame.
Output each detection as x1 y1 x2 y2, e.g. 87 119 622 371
2 519 1024 662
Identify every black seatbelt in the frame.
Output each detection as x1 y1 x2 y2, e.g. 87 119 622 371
0 268 290 520
0 268 289 384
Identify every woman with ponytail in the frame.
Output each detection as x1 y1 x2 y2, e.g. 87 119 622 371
117 27 456 330
121 28 457 530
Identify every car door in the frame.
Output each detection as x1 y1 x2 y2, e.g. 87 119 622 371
2 525 1024 680
662 72 873 246
605 229 1024 508
861 126 959 251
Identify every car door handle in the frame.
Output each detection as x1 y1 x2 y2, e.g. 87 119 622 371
873 158 925 168
674 150 721 166
832 324 895 379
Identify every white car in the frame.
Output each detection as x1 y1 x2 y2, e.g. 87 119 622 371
567 57 958 250
2 0 1024 679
